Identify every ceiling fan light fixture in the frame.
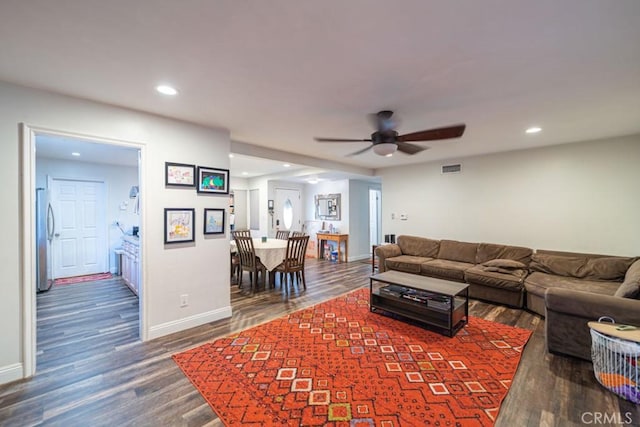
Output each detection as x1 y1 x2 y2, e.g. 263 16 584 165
373 143 397 156
156 84 178 96
314 111 465 157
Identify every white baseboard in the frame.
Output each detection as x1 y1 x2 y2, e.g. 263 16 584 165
147 306 232 340
348 254 371 262
0 363 24 386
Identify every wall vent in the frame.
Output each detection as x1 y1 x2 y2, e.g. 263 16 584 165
441 163 462 174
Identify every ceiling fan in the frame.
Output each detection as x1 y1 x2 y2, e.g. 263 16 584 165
314 110 466 157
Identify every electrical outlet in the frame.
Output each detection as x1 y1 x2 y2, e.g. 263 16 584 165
180 294 189 307
391 213 396 220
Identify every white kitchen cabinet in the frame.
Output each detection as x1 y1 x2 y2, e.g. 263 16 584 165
122 236 140 296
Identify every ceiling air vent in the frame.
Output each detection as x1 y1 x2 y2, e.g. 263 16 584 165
441 163 462 174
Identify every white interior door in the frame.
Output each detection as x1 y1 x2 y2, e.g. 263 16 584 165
50 178 107 278
275 188 301 232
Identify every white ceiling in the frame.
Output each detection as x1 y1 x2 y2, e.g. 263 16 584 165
229 155 304 179
36 134 139 167
3 0 640 173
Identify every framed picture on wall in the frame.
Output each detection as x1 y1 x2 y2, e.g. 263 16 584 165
197 166 230 194
165 162 196 187
164 208 195 244
203 208 225 235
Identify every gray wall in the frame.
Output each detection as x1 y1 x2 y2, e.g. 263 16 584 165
0 81 232 384
379 134 640 256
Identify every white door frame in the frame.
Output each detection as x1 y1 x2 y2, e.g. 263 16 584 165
21 123 148 378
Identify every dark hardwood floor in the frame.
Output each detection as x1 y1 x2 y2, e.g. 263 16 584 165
0 259 637 426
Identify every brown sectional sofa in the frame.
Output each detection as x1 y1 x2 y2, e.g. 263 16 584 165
526 250 640 360
376 235 533 307
375 235 640 361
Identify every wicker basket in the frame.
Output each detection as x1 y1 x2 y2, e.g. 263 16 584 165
590 326 640 403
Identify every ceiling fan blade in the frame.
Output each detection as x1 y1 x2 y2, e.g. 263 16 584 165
346 145 374 157
397 124 466 142
396 141 428 155
314 137 372 143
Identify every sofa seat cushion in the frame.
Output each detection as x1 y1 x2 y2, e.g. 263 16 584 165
464 264 526 291
524 272 619 298
385 255 433 274
421 259 474 282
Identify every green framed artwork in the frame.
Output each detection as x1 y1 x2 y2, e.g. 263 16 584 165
197 166 229 194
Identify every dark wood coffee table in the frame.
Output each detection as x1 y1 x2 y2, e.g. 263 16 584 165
370 270 469 337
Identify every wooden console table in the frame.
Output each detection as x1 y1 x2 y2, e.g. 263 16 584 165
317 233 349 263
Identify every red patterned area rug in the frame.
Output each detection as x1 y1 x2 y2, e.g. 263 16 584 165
54 272 112 286
173 288 531 426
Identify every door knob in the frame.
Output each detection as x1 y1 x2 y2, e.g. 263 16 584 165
54 233 60 237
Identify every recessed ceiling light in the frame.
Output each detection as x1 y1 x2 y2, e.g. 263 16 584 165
283 163 291 168
307 179 318 184
385 153 393 157
525 126 542 134
71 152 81 156
242 172 249 176
156 85 178 96
228 154 234 158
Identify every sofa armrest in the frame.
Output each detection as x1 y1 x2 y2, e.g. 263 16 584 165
545 287 640 325
375 244 402 273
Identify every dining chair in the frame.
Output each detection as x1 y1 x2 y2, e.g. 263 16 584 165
274 235 309 296
291 231 305 237
275 230 290 240
232 229 251 238
230 230 251 284
234 235 266 292
230 251 241 283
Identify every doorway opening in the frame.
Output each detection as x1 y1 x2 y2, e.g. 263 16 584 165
369 188 382 248
23 125 145 378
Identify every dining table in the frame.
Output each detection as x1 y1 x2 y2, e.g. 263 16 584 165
230 237 288 271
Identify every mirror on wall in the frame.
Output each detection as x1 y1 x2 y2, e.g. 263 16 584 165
315 193 341 220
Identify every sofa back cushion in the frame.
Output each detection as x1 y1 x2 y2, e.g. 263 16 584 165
580 257 637 281
531 251 637 281
614 259 640 299
476 243 533 265
437 240 478 264
397 235 440 258
529 253 586 278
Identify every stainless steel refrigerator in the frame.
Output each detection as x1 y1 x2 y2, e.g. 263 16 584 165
36 187 54 292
